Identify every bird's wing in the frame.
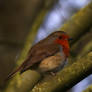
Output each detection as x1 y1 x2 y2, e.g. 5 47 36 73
20 43 60 73
5 43 60 80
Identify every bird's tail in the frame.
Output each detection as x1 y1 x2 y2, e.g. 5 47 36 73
5 55 31 81
5 65 23 81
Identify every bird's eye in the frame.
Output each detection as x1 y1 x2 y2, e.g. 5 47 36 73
58 36 62 39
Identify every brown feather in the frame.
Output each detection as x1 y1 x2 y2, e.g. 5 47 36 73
6 31 68 80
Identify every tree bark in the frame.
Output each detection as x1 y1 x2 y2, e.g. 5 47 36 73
30 52 92 92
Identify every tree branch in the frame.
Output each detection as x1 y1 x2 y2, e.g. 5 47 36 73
61 2 92 44
30 52 92 92
83 84 92 92
71 28 92 58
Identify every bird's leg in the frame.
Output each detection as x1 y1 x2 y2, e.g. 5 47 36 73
50 72 56 76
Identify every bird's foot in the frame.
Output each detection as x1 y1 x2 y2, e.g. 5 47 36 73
50 72 56 76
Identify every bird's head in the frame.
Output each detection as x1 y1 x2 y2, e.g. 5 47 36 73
55 32 71 42
45 31 72 57
47 31 72 42
53 31 72 57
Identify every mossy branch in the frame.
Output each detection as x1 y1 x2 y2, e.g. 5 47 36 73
71 28 92 58
31 52 92 92
83 85 92 92
60 2 92 43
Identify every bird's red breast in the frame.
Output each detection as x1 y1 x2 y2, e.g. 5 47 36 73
55 38 70 57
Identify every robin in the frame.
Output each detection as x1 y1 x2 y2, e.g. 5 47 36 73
6 31 71 80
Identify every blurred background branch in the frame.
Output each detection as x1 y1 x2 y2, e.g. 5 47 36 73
71 28 92 59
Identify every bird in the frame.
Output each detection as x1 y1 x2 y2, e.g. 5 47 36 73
6 31 71 80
